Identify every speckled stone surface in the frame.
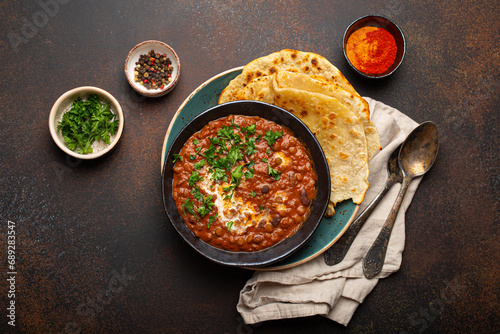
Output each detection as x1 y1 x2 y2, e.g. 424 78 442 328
0 1 498 333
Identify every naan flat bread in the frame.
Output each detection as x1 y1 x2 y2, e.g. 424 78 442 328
271 82 369 205
228 71 381 160
219 49 357 104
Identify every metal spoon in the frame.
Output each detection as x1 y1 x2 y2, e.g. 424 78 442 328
363 121 439 279
324 144 403 266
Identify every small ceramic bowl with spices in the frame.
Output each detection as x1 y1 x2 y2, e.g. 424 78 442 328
124 40 180 97
49 86 124 160
343 15 406 79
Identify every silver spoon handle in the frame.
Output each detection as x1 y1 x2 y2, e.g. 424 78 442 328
363 177 411 279
324 178 396 265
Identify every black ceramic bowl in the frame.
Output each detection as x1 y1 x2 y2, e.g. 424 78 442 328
161 101 331 267
343 15 406 79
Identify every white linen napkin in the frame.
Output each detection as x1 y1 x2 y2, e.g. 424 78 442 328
237 98 421 326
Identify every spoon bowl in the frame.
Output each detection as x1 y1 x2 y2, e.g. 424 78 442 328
363 121 439 278
399 122 439 177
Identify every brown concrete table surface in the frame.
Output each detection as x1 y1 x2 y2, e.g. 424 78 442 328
0 1 498 333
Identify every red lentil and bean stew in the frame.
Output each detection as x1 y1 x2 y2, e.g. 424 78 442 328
172 115 318 252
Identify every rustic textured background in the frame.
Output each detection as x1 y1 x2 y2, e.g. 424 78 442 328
0 0 498 333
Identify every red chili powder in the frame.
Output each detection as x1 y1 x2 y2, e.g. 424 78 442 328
346 26 397 75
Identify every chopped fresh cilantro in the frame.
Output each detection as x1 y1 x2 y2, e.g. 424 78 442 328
188 171 203 187
57 94 119 154
207 213 218 228
231 165 244 186
189 154 196 161
191 186 204 202
197 195 214 218
193 139 199 145
227 221 234 231
213 156 229 170
242 124 256 135
251 191 257 197
244 168 254 179
202 144 216 164
182 198 195 216
194 160 206 170
245 137 257 156
227 146 243 166
268 165 281 180
172 153 183 163
245 160 255 168
264 130 284 148
218 125 235 141
209 136 220 145
211 167 227 181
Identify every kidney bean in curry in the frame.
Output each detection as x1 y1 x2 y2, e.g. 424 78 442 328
172 115 318 252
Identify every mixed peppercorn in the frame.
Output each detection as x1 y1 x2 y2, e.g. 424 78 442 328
134 50 174 90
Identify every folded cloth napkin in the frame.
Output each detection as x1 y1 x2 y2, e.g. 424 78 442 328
237 98 421 326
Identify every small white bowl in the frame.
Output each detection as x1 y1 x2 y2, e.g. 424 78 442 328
49 86 124 160
124 40 180 97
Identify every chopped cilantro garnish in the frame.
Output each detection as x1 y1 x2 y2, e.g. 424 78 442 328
209 136 220 145
211 167 228 181
227 146 243 166
182 198 195 216
172 153 183 163
191 186 204 202
57 94 119 154
213 156 230 170
218 125 236 141
245 160 255 168
242 124 256 135
231 165 244 186
268 164 281 180
197 195 215 218
244 168 254 179
264 130 284 149
227 221 234 231
202 144 216 164
245 137 257 156
194 160 206 170
251 191 256 197
207 213 218 228
189 154 196 161
188 171 203 187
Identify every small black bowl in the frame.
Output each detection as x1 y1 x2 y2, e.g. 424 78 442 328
343 15 406 79
161 101 331 267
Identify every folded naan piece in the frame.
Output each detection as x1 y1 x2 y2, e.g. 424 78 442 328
230 71 381 160
275 72 380 160
271 81 369 206
219 49 357 104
